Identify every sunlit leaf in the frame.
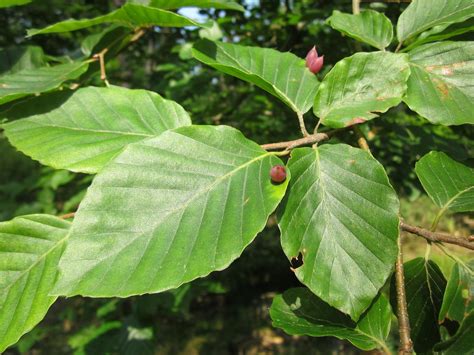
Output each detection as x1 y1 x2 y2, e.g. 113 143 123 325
327 10 393 50
314 52 410 128
0 215 71 353
2 86 191 174
397 0 474 43
415 151 474 213
278 144 399 320
53 125 289 297
192 39 320 115
127 0 244 12
404 41 474 126
27 3 210 37
0 0 31 8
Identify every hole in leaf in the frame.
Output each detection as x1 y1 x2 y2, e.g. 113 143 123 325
290 252 304 270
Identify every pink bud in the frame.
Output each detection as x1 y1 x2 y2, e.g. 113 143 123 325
305 46 324 74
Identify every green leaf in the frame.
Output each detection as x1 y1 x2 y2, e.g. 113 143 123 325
390 258 447 353
52 125 289 297
397 0 474 43
0 61 89 105
278 144 399 320
192 39 320 115
415 151 474 213
127 0 244 12
404 41 474 126
0 0 31 8
27 3 211 37
199 21 223 41
326 10 393 50
2 86 191 174
81 25 132 57
0 215 71 353
404 18 474 51
270 288 392 352
439 262 474 323
434 311 474 355
0 46 46 75
313 52 410 128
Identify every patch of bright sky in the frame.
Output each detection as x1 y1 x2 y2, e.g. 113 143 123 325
178 0 259 20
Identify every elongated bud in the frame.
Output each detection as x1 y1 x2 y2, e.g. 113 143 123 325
305 46 324 74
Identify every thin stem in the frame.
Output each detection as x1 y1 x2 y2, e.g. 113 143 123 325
353 125 370 151
93 48 110 86
297 111 310 137
59 212 76 220
352 0 360 15
395 237 414 354
400 222 474 250
430 208 445 231
395 42 403 53
261 131 333 151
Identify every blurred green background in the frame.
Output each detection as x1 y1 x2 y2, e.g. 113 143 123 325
1 0 472 354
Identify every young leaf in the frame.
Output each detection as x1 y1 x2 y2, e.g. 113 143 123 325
439 262 474 323
415 151 474 213
0 46 46 75
270 288 392 352
52 125 289 297
2 86 191 174
0 215 71 353
397 0 474 43
326 10 393 50
0 61 89 105
390 258 447 353
313 52 410 128
27 3 210 37
127 0 244 12
404 41 474 126
434 311 474 355
278 144 399 321
192 39 320 115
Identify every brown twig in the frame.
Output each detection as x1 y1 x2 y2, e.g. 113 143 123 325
261 132 332 151
59 212 76 220
400 222 474 250
395 236 414 354
93 48 110 85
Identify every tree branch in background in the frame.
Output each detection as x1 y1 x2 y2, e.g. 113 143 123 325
400 222 474 250
261 132 331 151
395 237 414 354
353 125 370 151
59 212 76 220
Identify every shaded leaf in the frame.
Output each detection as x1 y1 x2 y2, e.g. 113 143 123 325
270 288 392 351
314 52 410 128
439 262 474 323
27 3 210 37
0 46 46 75
434 311 474 355
192 39 320 115
53 125 289 297
327 10 393 50
127 0 244 12
0 215 71 352
390 258 447 353
404 41 474 126
2 86 191 174
0 61 89 105
397 0 474 43
415 151 474 213
278 144 399 320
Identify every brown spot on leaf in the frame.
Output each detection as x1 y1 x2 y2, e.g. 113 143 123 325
345 117 366 127
432 78 450 99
